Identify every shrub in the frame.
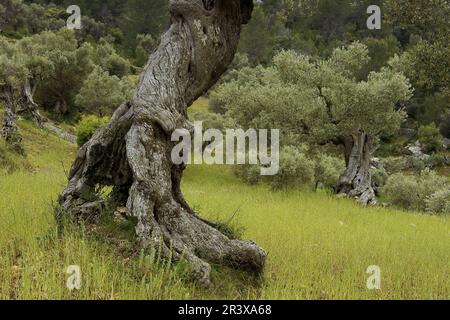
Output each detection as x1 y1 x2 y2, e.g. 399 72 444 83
314 155 345 191
425 154 450 168
382 171 448 211
189 112 236 132
381 157 406 174
377 137 409 157
418 124 442 153
232 145 315 190
371 167 389 189
232 164 261 186
208 84 238 115
75 67 134 117
75 115 109 146
382 173 417 209
269 146 314 190
405 156 427 172
426 189 450 215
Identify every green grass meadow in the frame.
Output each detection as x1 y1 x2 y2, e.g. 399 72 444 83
0 120 449 300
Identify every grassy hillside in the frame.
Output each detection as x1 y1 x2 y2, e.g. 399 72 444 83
0 120 449 299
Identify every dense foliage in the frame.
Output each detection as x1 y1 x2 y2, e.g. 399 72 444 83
75 114 109 146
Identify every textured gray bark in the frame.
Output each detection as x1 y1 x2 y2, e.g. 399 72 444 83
58 0 266 286
1 84 25 155
17 79 45 127
336 132 377 205
1 85 16 139
1 78 46 153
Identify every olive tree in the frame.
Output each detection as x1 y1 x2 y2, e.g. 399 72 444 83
23 29 94 115
75 67 135 117
0 37 28 153
215 43 412 204
1 29 94 152
58 0 265 286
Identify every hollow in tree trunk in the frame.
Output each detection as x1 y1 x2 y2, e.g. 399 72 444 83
58 0 266 286
336 132 377 205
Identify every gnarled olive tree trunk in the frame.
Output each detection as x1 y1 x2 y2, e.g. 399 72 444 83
58 0 266 286
17 79 45 127
1 85 16 140
336 132 377 205
1 84 25 155
1 79 45 153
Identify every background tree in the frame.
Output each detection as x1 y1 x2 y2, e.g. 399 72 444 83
0 37 28 154
92 38 131 77
27 29 94 116
75 67 135 117
214 43 412 204
385 0 450 134
238 4 279 65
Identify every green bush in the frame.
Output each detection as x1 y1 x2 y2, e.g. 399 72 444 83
418 124 442 153
269 146 315 191
314 155 345 191
405 156 427 172
371 167 389 189
426 189 450 215
232 146 315 191
381 157 406 174
189 112 236 132
377 138 409 157
425 154 450 168
74 67 134 117
382 171 448 211
208 86 234 114
75 115 109 146
233 164 261 186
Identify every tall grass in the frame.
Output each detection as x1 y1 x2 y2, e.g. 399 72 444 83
0 121 449 299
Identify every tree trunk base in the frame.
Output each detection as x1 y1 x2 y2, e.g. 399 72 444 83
59 103 266 286
336 133 377 206
18 80 46 128
2 108 25 155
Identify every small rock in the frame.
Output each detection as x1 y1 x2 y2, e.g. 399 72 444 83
406 141 430 161
442 137 450 150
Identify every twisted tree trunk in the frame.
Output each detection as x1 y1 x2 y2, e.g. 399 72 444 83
1 79 45 154
1 84 25 155
58 0 266 286
17 79 45 127
336 132 377 205
1 85 16 139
